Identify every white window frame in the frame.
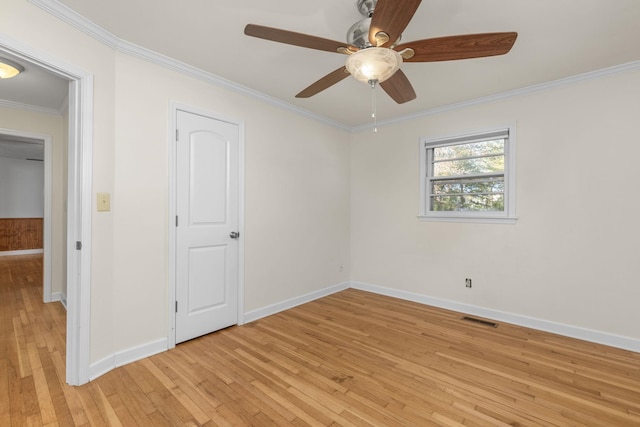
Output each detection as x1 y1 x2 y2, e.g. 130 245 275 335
419 125 517 224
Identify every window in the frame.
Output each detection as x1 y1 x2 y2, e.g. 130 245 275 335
419 127 516 223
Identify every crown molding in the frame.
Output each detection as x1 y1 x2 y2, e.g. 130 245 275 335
116 39 350 131
28 0 120 49
27 0 349 131
353 59 640 132
0 98 62 115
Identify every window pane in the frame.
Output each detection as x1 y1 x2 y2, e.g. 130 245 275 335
432 177 504 195
430 194 504 212
434 155 504 177
433 139 504 161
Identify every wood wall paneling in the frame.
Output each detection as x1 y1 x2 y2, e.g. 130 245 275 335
0 218 43 251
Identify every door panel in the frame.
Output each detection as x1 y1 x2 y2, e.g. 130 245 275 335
176 110 239 343
187 245 227 313
189 132 227 224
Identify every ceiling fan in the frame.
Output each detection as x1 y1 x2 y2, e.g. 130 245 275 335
244 0 517 104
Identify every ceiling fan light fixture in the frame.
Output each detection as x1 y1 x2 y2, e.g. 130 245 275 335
345 47 402 84
0 57 25 79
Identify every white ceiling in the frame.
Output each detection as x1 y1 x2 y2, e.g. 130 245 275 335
0 50 68 113
2 0 640 128
0 50 64 160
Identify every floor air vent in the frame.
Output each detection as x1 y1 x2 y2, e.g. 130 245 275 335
461 316 498 328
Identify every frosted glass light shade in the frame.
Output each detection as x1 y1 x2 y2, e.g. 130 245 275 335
345 47 402 84
0 58 24 79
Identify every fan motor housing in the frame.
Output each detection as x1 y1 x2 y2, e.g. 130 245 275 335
347 17 373 48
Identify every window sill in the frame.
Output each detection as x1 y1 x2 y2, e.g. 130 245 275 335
418 215 517 224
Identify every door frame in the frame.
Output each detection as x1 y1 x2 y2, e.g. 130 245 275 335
167 102 245 349
0 35 94 385
0 129 52 301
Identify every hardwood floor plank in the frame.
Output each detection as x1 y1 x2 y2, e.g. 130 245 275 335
26 342 56 425
103 393 141 427
145 390 194 426
20 375 40 422
251 379 325 427
12 316 31 378
7 363 26 427
0 358 11 426
104 368 157 421
49 351 92 426
89 383 122 427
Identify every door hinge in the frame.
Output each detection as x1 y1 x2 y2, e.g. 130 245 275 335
76 241 82 250
176 129 179 141
176 215 178 227
175 301 178 313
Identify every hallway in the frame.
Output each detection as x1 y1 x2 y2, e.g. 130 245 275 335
0 254 69 425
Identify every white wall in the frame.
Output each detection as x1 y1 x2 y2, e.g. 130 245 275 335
0 156 44 218
350 68 640 342
4 0 351 367
110 52 351 354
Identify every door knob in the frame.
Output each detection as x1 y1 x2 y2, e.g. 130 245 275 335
230 231 240 239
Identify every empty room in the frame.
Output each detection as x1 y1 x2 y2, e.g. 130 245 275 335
1 0 639 425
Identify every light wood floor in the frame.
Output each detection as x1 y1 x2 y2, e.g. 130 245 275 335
2 254 640 426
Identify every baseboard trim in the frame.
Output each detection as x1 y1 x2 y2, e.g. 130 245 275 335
86 279 638 383
51 292 67 309
243 281 351 324
89 338 167 381
351 281 640 353
0 249 44 257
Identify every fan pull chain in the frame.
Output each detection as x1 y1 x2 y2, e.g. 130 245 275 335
369 79 378 133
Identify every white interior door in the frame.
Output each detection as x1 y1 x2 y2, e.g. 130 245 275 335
175 110 239 343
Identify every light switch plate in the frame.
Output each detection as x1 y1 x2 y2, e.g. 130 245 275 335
97 192 111 212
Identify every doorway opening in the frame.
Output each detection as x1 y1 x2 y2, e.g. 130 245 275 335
0 132 51 300
0 37 94 385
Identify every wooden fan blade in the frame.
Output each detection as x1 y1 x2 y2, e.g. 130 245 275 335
380 70 416 104
245 24 356 54
296 66 350 98
398 32 518 62
369 0 422 47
